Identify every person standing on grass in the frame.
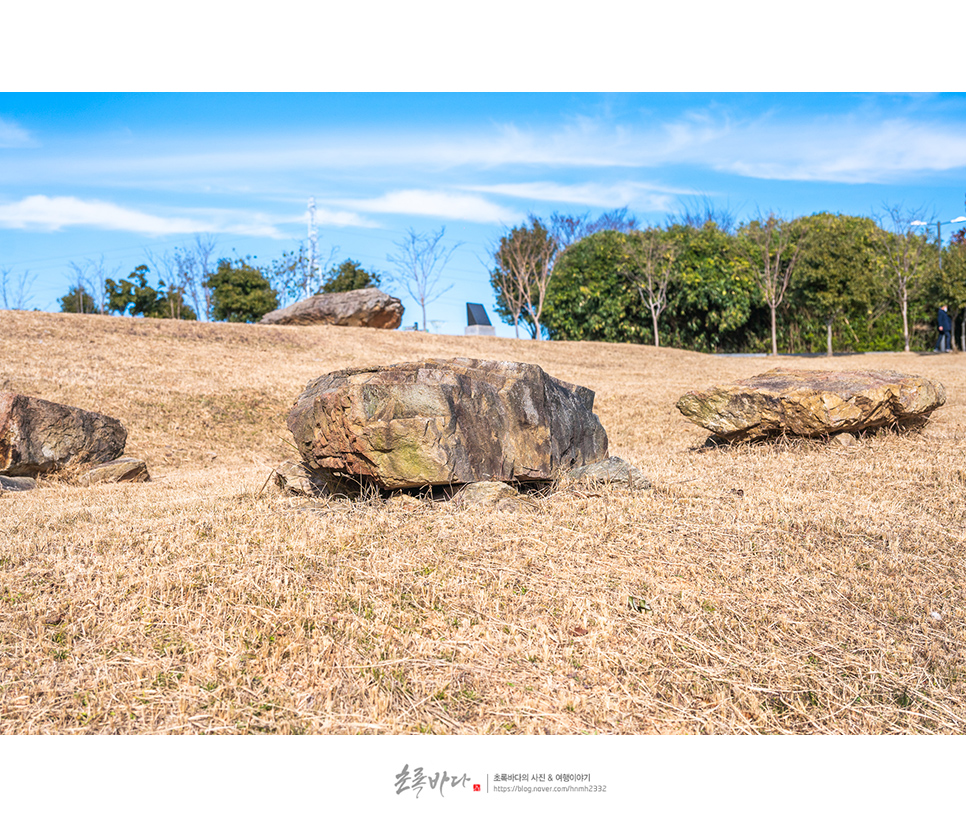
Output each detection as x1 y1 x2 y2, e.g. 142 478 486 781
936 305 953 353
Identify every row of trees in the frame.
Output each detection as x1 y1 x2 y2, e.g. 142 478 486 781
51 228 453 328
8 203 960 355
57 245 385 323
490 207 962 354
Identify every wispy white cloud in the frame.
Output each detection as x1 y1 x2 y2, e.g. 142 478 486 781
6 105 966 204
722 118 966 183
467 180 698 211
339 190 521 224
0 116 32 148
0 195 288 237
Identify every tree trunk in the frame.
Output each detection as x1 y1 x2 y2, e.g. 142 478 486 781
770 304 779 356
826 316 833 357
901 292 910 352
651 307 660 348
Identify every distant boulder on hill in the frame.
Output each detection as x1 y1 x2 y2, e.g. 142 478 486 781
259 288 403 329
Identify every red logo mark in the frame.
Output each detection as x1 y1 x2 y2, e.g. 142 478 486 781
473 784 481 792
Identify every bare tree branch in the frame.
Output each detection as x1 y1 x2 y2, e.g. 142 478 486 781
387 227 460 331
623 227 677 348
741 213 802 356
875 205 935 352
0 267 36 310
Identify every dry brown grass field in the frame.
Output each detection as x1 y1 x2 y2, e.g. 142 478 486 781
2 309 965 735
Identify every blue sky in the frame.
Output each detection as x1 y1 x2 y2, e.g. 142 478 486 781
4 92 966 335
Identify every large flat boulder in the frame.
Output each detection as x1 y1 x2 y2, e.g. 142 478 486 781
259 288 403 328
676 368 946 442
287 358 608 490
0 393 128 476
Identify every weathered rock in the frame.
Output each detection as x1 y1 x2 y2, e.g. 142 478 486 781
561 456 651 490
0 393 127 476
454 481 520 508
831 433 856 448
259 288 404 328
273 459 323 496
676 368 946 442
0 475 36 492
288 358 609 490
79 457 150 486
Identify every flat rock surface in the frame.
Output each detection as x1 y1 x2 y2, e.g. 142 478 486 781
676 368 946 441
454 481 520 508
259 288 404 328
79 457 150 486
288 357 609 490
561 456 651 489
1 393 128 476
0 475 36 491
273 459 322 496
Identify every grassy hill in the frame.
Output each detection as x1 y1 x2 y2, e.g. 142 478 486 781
2 310 965 734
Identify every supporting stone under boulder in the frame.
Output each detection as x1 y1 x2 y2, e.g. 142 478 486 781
0 475 36 492
79 457 150 486
1 393 128 476
259 288 404 329
676 368 946 442
561 456 651 490
287 357 609 491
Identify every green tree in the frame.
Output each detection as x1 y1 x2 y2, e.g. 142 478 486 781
59 285 102 314
204 258 278 323
106 265 196 319
321 259 382 293
542 230 649 343
661 222 762 353
788 213 883 355
106 265 160 317
943 228 966 351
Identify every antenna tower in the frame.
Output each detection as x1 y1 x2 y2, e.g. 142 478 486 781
307 196 319 293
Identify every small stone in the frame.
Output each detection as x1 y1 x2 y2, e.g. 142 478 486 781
0 475 36 491
831 433 856 447
387 493 423 508
561 456 651 490
454 481 519 508
273 459 322 496
79 457 150 486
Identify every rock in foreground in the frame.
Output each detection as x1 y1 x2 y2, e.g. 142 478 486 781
676 368 946 442
288 358 609 490
0 393 128 476
259 288 403 328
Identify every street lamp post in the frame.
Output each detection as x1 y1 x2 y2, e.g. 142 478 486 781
911 216 966 272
